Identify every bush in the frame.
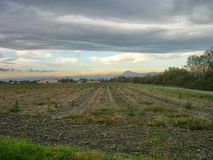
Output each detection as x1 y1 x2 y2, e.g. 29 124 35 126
10 100 20 113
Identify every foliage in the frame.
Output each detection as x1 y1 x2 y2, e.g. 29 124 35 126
58 78 76 83
186 50 213 77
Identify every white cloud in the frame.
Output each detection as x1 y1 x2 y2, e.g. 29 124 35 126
56 14 186 32
89 51 203 64
57 57 79 64
16 50 52 58
0 47 14 52
0 47 79 70
73 50 82 54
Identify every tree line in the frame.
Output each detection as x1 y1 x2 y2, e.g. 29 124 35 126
110 50 213 91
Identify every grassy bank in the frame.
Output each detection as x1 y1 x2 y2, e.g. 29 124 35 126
138 84 213 101
0 136 148 160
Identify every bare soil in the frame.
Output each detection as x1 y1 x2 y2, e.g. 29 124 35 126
0 83 212 159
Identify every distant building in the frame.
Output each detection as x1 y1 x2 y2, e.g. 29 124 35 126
38 80 58 84
86 80 101 83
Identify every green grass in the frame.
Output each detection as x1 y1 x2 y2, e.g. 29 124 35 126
0 136 149 160
143 105 176 113
91 108 114 117
173 117 213 130
136 84 213 101
64 108 125 124
64 114 84 121
141 106 212 130
149 118 167 127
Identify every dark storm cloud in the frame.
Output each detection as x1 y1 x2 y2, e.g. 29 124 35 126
173 0 213 24
29 69 53 73
0 67 14 72
0 68 52 72
0 0 212 53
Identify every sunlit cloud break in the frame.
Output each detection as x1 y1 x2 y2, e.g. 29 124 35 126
89 51 203 64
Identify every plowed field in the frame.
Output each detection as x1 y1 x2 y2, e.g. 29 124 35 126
0 83 212 159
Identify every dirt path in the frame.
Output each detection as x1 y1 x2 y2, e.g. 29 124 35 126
50 87 96 118
62 87 102 115
105 86 119 108
0 113 212 159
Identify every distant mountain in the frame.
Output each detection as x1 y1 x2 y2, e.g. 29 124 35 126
66 71 159 80
121 70 159 77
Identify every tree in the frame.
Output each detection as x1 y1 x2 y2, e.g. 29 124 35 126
186 50 213 77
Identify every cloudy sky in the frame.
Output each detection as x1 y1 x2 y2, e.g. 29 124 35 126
0 0 212 79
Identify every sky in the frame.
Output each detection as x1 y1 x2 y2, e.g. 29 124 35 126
0 0 213 79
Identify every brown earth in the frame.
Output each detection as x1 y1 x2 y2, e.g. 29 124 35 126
0 83 213 159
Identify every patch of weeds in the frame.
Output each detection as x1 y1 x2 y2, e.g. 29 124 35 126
143 132 163 144
148 116 167 127
81 108 123 124
130 117 142 125
173 117 212 130
47 103 57 112
64 114 83 120
178 93 182 99
144 106 164 113
199 95 204 98
182 102 193 109
142 101 153 105
125 105 135 117
95 115 124 124
83 114 94 123
71 101 79 107
165 112 190 118
10 100 21 113
37 101 45 105
49 101 59 108
165 97 168 103
137 111 146 116
144 105 175 113
91 108 114 117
